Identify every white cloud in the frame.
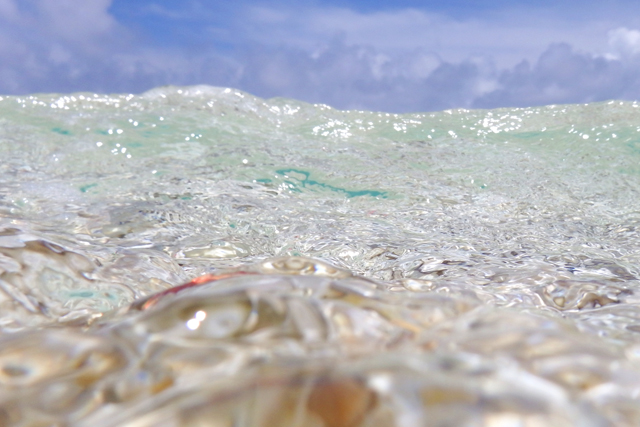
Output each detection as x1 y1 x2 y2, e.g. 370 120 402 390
0 0 125 76
474 42 638 109
608 27 640 58
0 0 120 49
400 51 442 80
2 2 640 112
239 5 613 69
37 0 115 41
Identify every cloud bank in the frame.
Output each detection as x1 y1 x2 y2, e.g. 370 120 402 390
2 0 640 112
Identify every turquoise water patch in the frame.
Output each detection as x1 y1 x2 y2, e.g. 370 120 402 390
79 183 98 193
626 139 640 155
52 127 71 135
68 291 95 298
273 168 387 198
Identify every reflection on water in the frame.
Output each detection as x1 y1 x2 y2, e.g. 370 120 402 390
1 87 640 425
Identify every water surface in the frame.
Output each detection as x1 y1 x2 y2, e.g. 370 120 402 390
1 87 640 425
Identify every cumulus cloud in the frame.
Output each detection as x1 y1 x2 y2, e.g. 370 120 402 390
0 0 234 94
608 27 640 58
0 0 124 92
239 5 610 69
2 1 640 112
474 34 640 109
232 32 640 112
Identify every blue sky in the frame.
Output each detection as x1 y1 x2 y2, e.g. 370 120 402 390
2 0 640 112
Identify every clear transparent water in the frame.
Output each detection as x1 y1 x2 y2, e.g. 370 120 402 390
2 86 640 425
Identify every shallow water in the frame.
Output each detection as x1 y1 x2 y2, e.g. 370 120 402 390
2 86 640 425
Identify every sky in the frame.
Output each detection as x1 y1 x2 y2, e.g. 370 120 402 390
2 0 640 112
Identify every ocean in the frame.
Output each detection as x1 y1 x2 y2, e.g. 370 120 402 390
1 85 640 425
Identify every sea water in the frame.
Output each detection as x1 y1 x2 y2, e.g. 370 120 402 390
1 86 640 425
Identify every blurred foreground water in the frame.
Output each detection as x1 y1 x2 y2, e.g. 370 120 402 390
2 86 640 425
